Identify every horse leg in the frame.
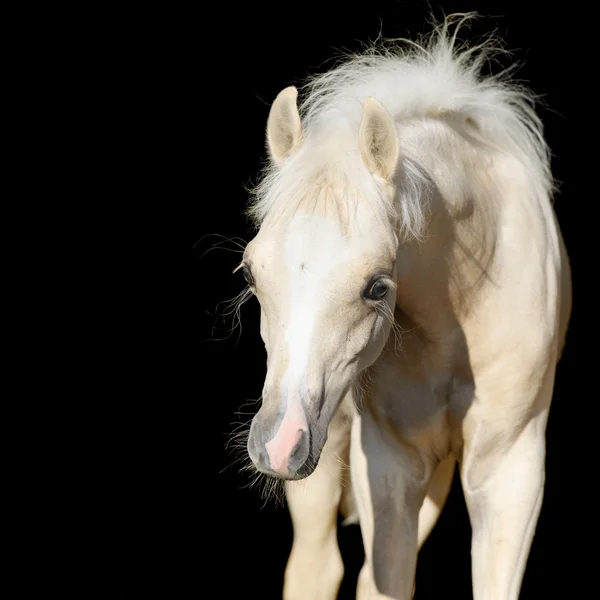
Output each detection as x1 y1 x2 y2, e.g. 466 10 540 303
351 411 435 600
355 453 455 599
283 404 351 600
460 368 554 600
416 454 455 549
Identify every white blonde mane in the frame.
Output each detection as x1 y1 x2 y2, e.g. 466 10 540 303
247 14 552 241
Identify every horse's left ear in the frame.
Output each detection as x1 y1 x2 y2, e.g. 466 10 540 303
359 97 399 182
267 86 303 167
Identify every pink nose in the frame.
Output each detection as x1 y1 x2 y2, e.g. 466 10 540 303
265 417 308 474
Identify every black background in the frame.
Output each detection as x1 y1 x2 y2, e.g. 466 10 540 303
120 1 586 598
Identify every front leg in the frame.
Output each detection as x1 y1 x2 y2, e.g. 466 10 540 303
351 410 433 600
283 400 352 600
460 366 556 600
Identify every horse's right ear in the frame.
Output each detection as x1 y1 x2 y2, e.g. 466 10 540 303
359 97 399 182
266 86 303 167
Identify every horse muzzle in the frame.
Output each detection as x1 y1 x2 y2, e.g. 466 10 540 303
247 396 325 480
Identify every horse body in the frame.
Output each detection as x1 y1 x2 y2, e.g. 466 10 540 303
241 17 571 599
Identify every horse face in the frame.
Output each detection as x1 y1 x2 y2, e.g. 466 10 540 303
244 211 397 479
244 87 401 479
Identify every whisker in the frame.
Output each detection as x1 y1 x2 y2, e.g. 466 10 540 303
376 302 405 357
206 287 253 345
193 233 248 252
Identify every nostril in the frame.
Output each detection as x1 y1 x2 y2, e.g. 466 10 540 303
289 430 306 459
257 448 267 467
249 439 269 470
286 428 310 473
247 421 264 466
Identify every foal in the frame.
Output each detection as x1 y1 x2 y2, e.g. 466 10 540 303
240 18 571 599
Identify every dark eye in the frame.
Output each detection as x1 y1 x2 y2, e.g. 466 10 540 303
364 278 389 300
242 266 255 287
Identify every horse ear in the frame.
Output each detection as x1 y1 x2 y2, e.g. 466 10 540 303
267 86 303 166
359 97 399 182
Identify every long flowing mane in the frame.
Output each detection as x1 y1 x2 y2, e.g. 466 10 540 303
247 14 552 241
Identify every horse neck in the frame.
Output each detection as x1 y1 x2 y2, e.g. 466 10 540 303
392 118 500 341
